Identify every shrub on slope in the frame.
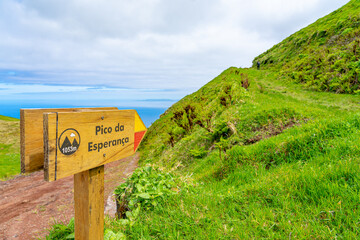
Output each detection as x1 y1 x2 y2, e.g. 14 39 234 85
139 68 308 169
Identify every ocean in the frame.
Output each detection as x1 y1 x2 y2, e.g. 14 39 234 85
0 102 166 127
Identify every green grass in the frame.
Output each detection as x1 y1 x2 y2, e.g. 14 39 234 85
116 69 360 239
0 115 19 121
254 0 360 94
0 145 20 180
0 116 20 180
80 67 360 239
104 118 360 239
125 148 360 239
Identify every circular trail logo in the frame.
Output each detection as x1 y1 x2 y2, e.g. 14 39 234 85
58 128 81 155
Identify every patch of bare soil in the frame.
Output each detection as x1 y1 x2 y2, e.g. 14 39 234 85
244 119 306 145
0 153 139 240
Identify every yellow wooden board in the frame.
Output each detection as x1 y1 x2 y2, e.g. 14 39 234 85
74 165 104 240
44 109 147 181
20 107 118 173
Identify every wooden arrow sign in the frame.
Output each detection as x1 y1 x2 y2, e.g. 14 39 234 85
18 108 148 240
20 107 118 173
42 108 147 240
43 109 147 182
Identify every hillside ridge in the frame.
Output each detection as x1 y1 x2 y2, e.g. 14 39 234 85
253 0 360 93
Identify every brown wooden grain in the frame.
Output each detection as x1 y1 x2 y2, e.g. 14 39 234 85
20 107 118 173
43 113 57 182
74 166 104 240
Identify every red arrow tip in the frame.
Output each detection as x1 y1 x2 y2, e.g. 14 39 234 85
134 130 146 151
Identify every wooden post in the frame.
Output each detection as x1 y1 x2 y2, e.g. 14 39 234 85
74 165 104 240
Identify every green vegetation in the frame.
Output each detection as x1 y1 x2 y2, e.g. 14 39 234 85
254 0 360 94
46 1 360 239
123 68 360 239
45 218 75 240
0 115 20 180
114 166 178 225
45 218 126 240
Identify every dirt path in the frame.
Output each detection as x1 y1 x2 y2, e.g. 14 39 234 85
0 154 139 240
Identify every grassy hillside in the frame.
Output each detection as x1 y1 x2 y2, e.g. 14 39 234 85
253 0 360 94
114 68 360 239
0 115 20 180
49 69 360 239
47 2 360 239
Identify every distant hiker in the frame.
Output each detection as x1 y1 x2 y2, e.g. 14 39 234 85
257 61 260 70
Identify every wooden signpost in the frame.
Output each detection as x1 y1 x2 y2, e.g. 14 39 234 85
20 107 147 240
20 107 118 173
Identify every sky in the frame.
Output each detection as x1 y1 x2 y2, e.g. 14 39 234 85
0 0 350 110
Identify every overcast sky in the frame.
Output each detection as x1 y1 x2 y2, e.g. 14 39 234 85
0 0 350 110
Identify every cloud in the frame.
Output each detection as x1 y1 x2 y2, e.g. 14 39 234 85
0 0 349 92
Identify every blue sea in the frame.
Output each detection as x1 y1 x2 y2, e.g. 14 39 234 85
0 102 166 127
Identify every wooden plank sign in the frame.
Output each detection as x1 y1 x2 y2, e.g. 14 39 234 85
20 107 118 173
43 109 147 182
40 108 147 240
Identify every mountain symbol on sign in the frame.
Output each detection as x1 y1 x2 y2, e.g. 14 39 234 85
60 136 79 150
58 129 80 155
